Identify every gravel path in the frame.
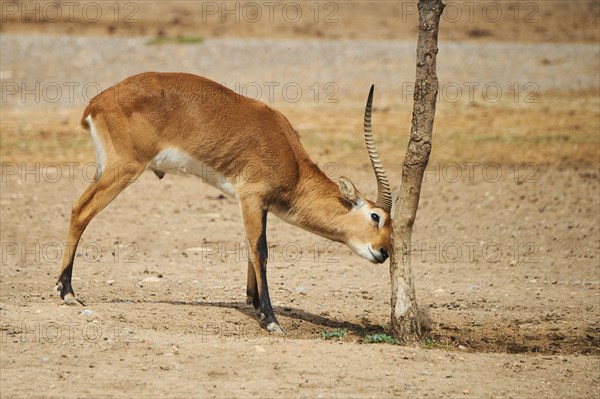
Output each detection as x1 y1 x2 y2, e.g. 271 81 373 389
1 34 598 108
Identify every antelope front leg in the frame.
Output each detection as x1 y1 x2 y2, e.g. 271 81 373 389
240 201 283 333
246 259 260 314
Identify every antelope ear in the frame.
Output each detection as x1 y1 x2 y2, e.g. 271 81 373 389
339 176 365 207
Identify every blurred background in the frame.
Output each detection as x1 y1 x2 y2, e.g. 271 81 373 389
1 0 598 168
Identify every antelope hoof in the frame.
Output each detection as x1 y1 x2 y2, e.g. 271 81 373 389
267 322 285 334
63 293 85 306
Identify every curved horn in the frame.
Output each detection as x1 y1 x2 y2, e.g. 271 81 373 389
363 85 393 213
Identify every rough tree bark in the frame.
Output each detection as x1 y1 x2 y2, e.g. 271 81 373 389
390 0 445 342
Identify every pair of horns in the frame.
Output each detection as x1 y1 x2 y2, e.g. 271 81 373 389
363 85 393 213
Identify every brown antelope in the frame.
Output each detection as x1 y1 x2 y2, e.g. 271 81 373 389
56 72 392 333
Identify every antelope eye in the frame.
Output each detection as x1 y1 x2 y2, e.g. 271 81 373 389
370 213 380 224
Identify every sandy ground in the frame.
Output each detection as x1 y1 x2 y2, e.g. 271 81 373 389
1 164 599 398
1 1 599 398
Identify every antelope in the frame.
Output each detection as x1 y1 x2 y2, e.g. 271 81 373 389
56 72 392 333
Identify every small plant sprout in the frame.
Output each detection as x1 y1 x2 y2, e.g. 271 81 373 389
321 328 348 340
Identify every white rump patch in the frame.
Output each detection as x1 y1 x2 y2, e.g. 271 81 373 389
87 116 106 181
149 147 236 198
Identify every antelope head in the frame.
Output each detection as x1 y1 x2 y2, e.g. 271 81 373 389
339 85 393 264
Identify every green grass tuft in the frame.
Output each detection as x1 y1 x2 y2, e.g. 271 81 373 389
175 36 204 44
321 328 348 340
422 337 438 349
147 35 204 46
363 333 398 345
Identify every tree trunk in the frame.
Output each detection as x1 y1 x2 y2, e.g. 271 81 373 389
390 0 445 343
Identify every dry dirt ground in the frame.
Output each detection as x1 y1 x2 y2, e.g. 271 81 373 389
1 1 599 398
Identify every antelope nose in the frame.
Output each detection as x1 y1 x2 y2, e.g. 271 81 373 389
380 248 389 262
